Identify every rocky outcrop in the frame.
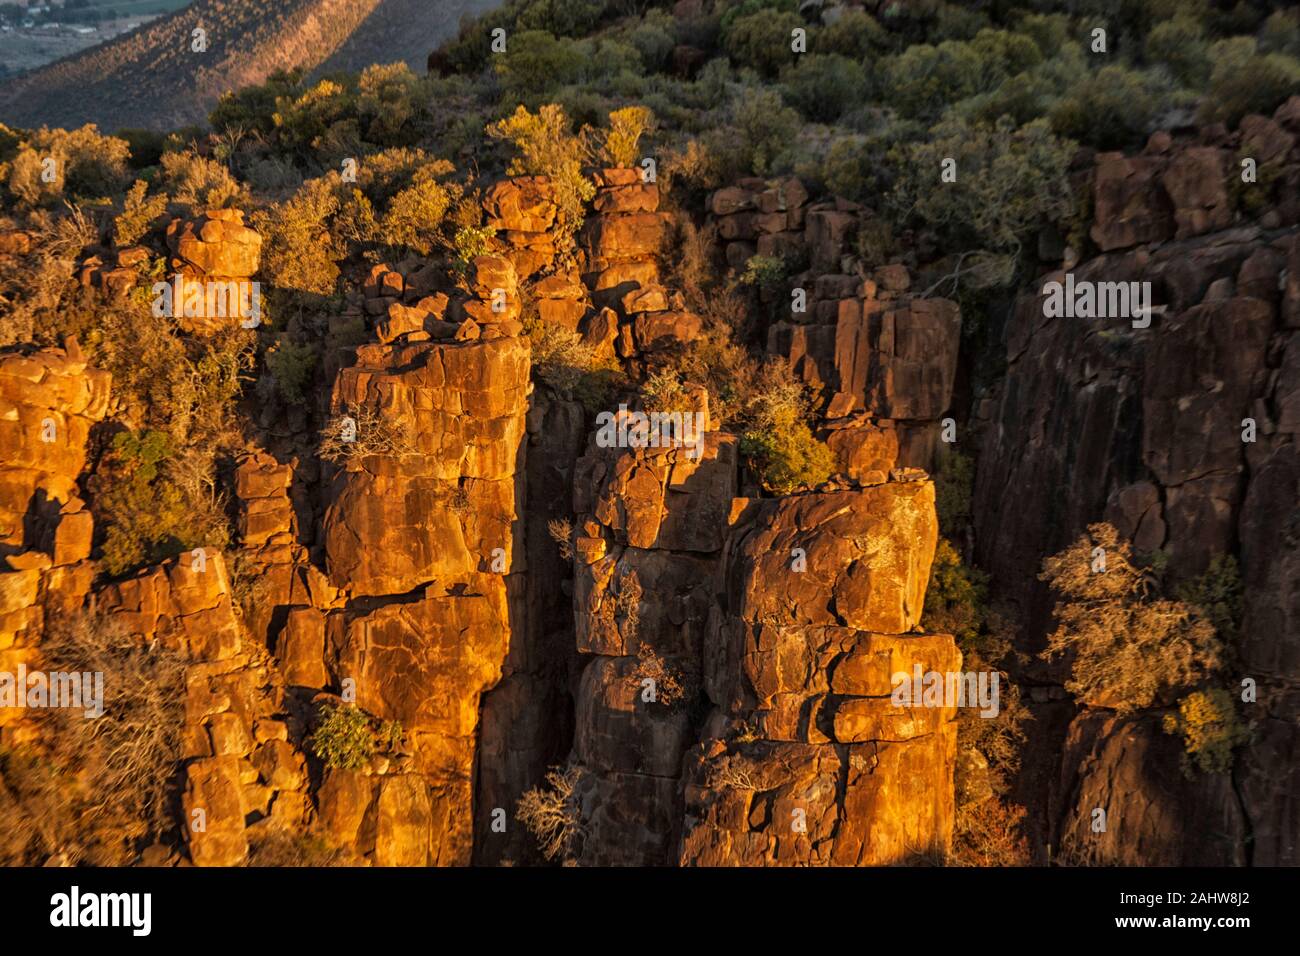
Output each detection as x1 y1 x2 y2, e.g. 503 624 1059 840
679 480 959 865
308 323 530 864
95 550 313 867
163 209 263 335
708 177 962 474
0 341 108 723
972 99 1300 865
563 411 736 864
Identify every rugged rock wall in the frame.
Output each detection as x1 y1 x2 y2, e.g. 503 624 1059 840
0 161 969 868
680 482 958 866
973 98 1300 865
710 178 962 473
0 342 108 736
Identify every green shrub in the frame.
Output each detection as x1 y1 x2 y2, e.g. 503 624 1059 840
723 9 805 78
883 40 986 120
780 54 869 122
627 13 676 72
253 177 345 296
924 538 989 646
1147 16 1211 87
816 9 891 59
486 104 595 258
598 106 656 168
1162 689 1250 775
738 361 834 495
527 321 624 411
516 0 606 37
715 86 801 177
1175 554 1244 643
355 62 426 146
640 367 691 414
495 29 588 99
5 125 131 207
379 172 456 255
934 449 975 532
1039 523 1225 713
112 180 167 247
453 224 498 271
1049 65 1164 151
890 115 1074 291
97 430 223 577
1014 12 1071 58
210 69 307 136
1199 38 1300 126
158 149 246 211
264 340 318 405
739 253 786 288
309 703 376 770
270 79 357 156
1260 10 1300 57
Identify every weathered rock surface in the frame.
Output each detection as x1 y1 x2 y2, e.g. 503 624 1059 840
973 103 1300 865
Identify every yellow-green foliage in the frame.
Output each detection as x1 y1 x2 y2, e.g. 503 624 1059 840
1200 37 1300 126
113 181 168 247
640 368 692 415
272 79 358 155
453 224 498 270
309 703 375 770
891 115 1074 291
740 254 787 288
1175 554 1244 643
264 340 318 405
379 168 456 256
97 430 216 577
158 149 246 212
924 538 989 646
738 362 835 495
3 125 131 208
487 104 595 258
253 177 345 296
1039 523 1225 713
309 704 404 770
723 7 804 78
356 63 425 146
527 320 624 412
1163 689 1250 775
599 106 656 168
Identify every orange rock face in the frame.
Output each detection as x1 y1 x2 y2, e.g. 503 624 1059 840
0 342 109 686
310 330 530 865
679 482 959 866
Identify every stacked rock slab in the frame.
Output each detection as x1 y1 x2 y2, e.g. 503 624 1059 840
164 208 263 335
96 551 313 867
566 401 736 864
0 342 109 737
679 480 960 865
972 98 1300 865
708 179 962 472
580 168 695 359
304 312 530 864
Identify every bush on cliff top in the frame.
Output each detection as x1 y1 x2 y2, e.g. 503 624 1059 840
487 103 595 259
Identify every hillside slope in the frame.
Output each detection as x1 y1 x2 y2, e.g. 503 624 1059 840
0 0 498 132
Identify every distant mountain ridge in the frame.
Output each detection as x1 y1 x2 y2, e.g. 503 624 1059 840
0 0 500 133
